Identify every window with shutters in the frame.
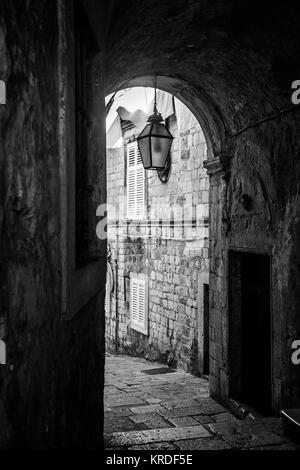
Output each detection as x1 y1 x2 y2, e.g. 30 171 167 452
130 274 148 335
126 141 145 219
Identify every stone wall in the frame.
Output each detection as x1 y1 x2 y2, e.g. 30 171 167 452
104 0 300 414
0 0 106 449
207 120 300 412
106 112 210 374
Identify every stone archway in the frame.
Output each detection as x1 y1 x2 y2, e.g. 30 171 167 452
103 58 299 414
104 75 231 406
1 0 300 450
105 75 229 164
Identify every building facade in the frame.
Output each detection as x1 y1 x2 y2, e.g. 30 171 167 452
106 101 210 375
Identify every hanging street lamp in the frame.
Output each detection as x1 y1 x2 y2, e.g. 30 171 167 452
137 76 173 170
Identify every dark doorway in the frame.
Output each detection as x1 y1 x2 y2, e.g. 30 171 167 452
229 251 272 415
203 283 210 375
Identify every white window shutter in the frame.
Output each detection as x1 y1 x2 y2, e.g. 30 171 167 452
127 142 145 219
136 144 142 165
127 168 136 219
131 279 139 324
136 164 145 218
130 275 148 335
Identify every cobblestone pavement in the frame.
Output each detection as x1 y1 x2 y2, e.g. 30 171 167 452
104 354 300 451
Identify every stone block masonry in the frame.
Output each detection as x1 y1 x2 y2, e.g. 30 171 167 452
106 112 209 375
0 1 106 448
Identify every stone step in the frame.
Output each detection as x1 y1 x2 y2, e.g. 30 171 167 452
281 409 300 443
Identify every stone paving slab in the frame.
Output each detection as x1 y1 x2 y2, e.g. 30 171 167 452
258 417 287 437
104 425 211 447
105 422 148 433
212 412 240 423
159 405 214 419
128 442 179 451
109 408 134 417
145 398 162 404
222 431 285 449
252 443 300 450
144 420 173 430
193 415 215 425
104 354 300 450
129 412 165 423
167 416 200 427
160 399 200 409
104 386 123 395
193 399 228 414
171 393 202 400
128 413 172 430
130 404 168 415
207 420 274 436
106 396 148 407
207 420 294 449
175 437 233 450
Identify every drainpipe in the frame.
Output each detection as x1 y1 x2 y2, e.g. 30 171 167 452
114 227 119 354
114 257 119 354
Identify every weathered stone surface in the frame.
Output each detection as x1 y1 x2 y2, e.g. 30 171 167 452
207 421 252 436
0 0 106 449
160 406 209 419
194 397 227 414
168 416 200 427
130 404 168 415
104 386 126 396
107 395 148 408
258 417 286 437
104 425 211 446
251 443 300 451
129 412 165 423
104 355 298 450
104 0 300 415
212 413 240 423
106 113 209 375
222 431 285 450
160 400 227 418
207 420 288 449
105 416 147 433
128 442 179 450
145 398 162 404
175 438 232 451
161 399 200 410
144 421 172 430
111 408 134 417
193 415 215 425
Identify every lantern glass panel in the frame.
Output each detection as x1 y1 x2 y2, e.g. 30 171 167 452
150 121 171 137
150 135 172 168
138 124 151 138
137 136 151 168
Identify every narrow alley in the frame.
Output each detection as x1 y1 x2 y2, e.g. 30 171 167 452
104 355 300 451
1 0 300 451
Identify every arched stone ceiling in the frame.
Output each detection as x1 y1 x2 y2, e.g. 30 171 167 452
104 0 300 138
